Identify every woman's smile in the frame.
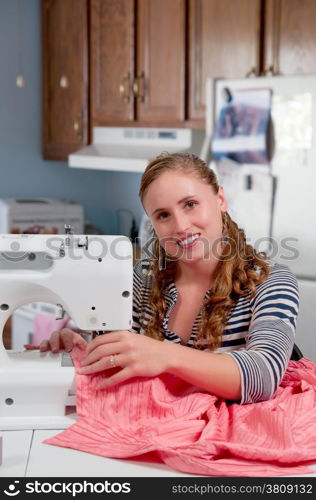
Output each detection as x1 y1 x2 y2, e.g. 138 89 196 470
177 233 201 249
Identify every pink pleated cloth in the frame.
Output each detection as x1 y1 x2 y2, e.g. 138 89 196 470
44 346 316 476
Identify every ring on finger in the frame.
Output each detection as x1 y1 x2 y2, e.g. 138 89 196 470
108 354 117 368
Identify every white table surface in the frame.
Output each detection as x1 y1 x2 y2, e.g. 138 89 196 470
0 430 188 477
0 430 33 477
1 429 316 478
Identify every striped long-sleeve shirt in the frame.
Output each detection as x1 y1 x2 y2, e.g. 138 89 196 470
132 259 299 404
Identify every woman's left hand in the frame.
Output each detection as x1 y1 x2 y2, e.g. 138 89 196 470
78 331 172 389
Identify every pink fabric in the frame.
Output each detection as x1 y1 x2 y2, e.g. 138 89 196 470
44 346 316 476
33 315 69 345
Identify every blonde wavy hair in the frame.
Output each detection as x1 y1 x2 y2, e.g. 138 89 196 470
139 153 269 350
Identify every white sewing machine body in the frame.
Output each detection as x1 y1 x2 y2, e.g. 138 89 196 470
0 233 133 430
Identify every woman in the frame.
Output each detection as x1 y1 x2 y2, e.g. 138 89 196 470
39 153 298 404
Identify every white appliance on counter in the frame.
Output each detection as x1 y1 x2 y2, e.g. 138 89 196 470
0 198 84 235
68 126 204 173
0 198 84 350
207 75 316 361
0 233 133 430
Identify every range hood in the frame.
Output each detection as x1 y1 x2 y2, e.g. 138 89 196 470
68 127 205 173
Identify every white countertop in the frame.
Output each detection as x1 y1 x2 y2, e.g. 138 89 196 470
1 429 316 478
0 429 188 477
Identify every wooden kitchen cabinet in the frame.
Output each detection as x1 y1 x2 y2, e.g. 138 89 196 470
187 0 262 124
135 0 185 123
188 0 316 126
41 0 316 159
90 0 186 127
264 0 316 76
90 0 135 124
41 0 89 160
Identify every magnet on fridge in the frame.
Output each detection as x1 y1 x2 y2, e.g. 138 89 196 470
222 87 233 103
245 175 252 190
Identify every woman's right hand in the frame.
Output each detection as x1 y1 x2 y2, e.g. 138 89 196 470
38 328 88 353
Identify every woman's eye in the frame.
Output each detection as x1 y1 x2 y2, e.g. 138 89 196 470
158 212 169 220
186 200 197 208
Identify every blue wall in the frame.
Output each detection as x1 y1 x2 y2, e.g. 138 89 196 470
0 0 143 235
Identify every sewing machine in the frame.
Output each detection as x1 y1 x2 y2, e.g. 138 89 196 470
0 232 133 431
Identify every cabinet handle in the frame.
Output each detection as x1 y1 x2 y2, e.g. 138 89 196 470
263 64 277 76
119 73 132 103
73 112 83 141
245 67 257 78
132 72 145 102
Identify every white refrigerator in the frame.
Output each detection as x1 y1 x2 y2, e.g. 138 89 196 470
207 75 316 361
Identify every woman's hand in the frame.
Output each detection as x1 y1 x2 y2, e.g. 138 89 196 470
78 330 172 389
25 328 87 353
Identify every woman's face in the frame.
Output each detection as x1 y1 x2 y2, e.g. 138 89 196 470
142 169 227 264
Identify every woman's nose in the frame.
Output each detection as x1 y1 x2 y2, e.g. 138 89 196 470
172 212 190 234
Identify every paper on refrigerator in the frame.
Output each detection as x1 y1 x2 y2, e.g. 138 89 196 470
215 158 275 253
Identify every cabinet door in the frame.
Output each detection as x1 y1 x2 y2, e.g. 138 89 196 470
264 0 316 75
41 0 88 160
188 0 261 124
90 0 135 125
136 0 185 123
